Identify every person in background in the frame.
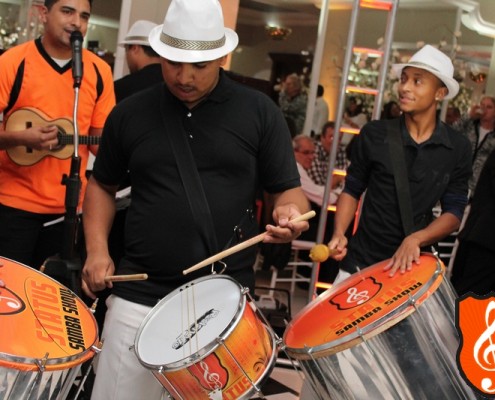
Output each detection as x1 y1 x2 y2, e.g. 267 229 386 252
293 134 341 283
308 121 348 187
343 96 368 128
451 149 495 296
114 20 163 103
294 135 341 207
311 84 329 137
81 0 310 398
328 44 471 281
453 95 495 196
0 0 115 270
445 105 461 126
381 100 401 120
342 96 368 146
279 73 308 137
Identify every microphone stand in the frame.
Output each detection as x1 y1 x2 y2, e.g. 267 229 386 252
43 33 83 296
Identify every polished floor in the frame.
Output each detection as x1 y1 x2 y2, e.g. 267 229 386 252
250 267 313 400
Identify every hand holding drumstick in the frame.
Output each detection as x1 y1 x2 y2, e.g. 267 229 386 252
104 273 148 283
183 210 316 275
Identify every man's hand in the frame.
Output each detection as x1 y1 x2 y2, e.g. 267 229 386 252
328 234 348 261
383 235 421 277
264 206 310 243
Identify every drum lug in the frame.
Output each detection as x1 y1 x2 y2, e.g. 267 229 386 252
34 352 49 372
241 287 250 295
92 340 103 354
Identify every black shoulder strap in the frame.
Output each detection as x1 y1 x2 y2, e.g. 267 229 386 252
92 62 104 101
387 119 414 236
5 59 25 116
160 92 219 256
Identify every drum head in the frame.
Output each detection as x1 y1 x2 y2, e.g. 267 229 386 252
283 253 444 358
135 275 243 369
0 257 99 371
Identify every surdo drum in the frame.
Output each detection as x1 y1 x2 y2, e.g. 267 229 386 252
283 253 477 400
0 257 100 399
134 274 277 400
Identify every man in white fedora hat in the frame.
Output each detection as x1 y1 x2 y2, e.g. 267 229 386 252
297 43 473 400
82 0 310 399
328 44 471 279
114 20 162 102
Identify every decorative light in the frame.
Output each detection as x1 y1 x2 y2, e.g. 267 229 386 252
469 72 487 83
265 25 292 40
360 0 393 11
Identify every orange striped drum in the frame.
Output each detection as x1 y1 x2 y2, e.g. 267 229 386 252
0 256 100 399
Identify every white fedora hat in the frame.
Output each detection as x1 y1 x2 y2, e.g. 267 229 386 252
148 0 239 63
119 20 158 46
392 44 459 100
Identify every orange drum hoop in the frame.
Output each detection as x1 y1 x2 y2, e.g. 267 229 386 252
134 274 277 400
0 256 100 400
284 252 444 359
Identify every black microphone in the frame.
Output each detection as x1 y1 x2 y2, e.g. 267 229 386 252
70 30 84 87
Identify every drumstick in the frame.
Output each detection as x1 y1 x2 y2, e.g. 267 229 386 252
104 273 148 282
183 210 316 275
309 244 339 262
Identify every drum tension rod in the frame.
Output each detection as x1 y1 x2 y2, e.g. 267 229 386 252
35 352 49 372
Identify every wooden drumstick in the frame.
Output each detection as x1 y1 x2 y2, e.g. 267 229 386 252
183 210 316 275
104 273 148 282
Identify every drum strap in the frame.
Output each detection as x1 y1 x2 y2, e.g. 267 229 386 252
387 118 414 236
160 93 219 256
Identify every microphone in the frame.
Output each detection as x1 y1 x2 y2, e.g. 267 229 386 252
70 30 84 87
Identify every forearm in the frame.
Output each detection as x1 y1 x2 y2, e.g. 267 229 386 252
333 192 359 237
408 212 460 248
0 129 25 149
272 187 310 215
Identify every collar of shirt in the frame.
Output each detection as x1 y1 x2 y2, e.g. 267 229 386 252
400 115 454 150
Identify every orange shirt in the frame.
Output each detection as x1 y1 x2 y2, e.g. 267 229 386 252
0 39 115 214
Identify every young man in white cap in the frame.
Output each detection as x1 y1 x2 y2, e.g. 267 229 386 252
114 19 162 102
82 0 309 399
328 44 471 279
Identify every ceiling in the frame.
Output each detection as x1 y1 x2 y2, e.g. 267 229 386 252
237 0 459 27
238 0 495 40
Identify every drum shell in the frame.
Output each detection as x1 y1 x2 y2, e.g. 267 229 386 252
0 257 99 400
283 254 478 400
134 274 277 400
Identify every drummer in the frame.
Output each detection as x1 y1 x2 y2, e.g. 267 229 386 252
328 44 471 281
81 0 309 399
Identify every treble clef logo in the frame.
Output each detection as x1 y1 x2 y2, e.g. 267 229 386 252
199 360 222 390
188 354 228 392
0 287 26 315
346 287 370 305
330 277 381 311
455 294 495 396
473 301 495 393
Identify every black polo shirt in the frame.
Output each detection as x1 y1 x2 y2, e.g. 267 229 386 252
340 116 471 272
93 70 300 305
